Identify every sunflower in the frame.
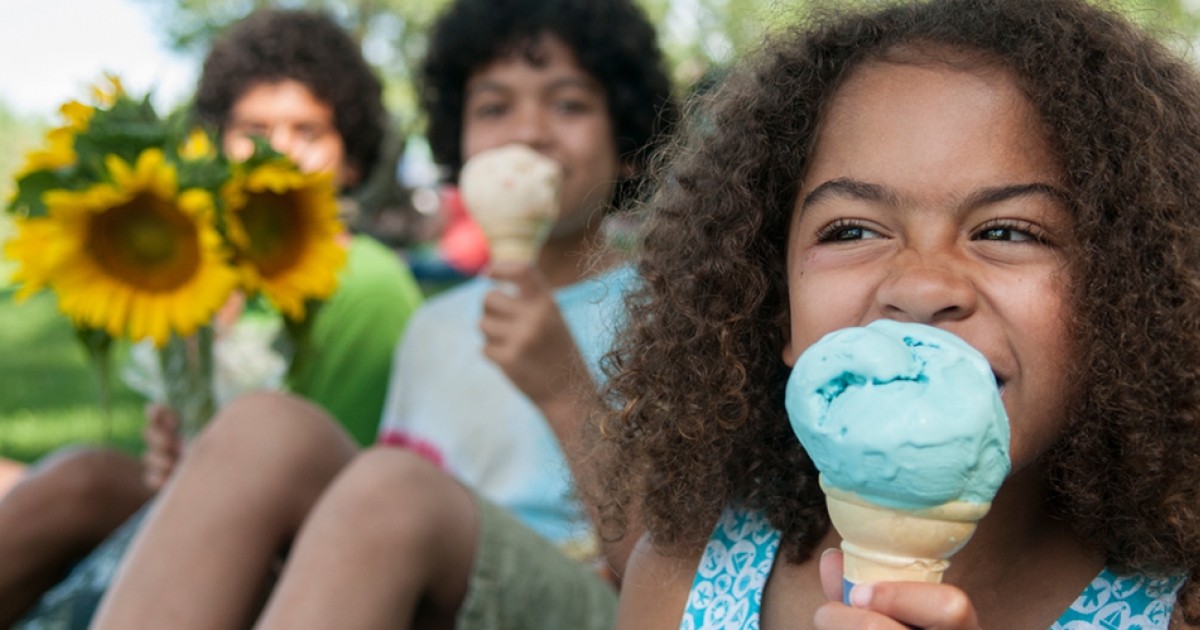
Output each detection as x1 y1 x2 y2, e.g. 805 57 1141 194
178 127 216 162
14 101 94 178
16 128 77 177
4 149 240 346
222 162 345 320
90 73 125 107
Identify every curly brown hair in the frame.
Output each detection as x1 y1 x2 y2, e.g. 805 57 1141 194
194 9 385 184
591 0 1200 618
419 0 674 202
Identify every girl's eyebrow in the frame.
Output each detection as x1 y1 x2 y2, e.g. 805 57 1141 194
801 178 897 210
800 179 1066 212
962 182 1067 209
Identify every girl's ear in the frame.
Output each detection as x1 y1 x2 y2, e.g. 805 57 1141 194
619 159 637 179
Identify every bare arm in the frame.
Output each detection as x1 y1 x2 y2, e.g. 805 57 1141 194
615 532 699 630
479 262 638 574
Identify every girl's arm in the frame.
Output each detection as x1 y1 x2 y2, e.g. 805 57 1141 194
616 533 700 630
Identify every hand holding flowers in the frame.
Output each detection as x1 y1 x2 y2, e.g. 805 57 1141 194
4 77 346 436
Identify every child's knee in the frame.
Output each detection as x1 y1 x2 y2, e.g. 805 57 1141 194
190 392 356 477
10 448 148 534
325 447 474 545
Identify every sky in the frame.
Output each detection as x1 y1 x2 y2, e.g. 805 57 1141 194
0 0 198 120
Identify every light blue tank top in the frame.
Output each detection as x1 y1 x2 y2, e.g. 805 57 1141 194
681 508 1186 630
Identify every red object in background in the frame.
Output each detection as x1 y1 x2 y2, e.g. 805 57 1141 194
437 185 490 275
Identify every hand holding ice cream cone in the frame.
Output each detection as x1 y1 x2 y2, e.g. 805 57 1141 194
787 321 1010 597
459 143 562 265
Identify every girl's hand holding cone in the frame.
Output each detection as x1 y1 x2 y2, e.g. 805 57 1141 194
816 549 981 630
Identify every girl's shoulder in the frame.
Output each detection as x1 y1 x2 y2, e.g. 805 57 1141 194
615 533 705 630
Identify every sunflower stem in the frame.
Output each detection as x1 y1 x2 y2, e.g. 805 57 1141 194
280 300 322 392
159 328 216 439
77 328 114 443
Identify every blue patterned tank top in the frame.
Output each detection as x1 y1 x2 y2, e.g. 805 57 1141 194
681 508 1185 630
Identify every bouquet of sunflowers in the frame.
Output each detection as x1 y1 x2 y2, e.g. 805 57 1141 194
3 77 345 436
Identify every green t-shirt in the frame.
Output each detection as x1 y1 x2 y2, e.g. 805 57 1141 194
289 236 423 446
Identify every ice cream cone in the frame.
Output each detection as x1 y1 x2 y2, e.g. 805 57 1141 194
458 144 561 266
821 475 989 586
481 216 554 264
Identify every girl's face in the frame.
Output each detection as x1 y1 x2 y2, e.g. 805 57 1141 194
224 80 354 185
461 34 623 240
781 61 1074 473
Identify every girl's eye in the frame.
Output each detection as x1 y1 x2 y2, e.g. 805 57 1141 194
554 100 589 114
472 103 507 118
816 220 884 243
973 220 1045 243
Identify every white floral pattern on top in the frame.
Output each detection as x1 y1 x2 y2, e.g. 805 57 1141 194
682 507 1185 630
680 508 780 630
1051 570 1184 630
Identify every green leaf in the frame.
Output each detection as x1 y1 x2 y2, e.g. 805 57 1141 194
7 169 70 218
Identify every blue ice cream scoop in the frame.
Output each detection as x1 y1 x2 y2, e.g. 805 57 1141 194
786 320 1010 511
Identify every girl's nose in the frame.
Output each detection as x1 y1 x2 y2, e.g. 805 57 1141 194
876 252 978 324
510 104 552 150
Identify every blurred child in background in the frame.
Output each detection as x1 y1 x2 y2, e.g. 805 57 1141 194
91 0 674 627
0 9 421 626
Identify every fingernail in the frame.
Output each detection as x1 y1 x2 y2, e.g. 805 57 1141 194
820 547 839 561
849 583 873 608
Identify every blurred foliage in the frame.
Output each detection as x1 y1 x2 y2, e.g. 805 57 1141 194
138 0 1200 118
0 99 46 204
0 100 45 288
136 0 452 130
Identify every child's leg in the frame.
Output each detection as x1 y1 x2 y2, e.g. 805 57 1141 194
255 447 618 630
0 456 25 498
254 447 477 630
0 448 150 626
91 392 357 630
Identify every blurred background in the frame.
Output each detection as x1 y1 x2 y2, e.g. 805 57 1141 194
1 0 1198 463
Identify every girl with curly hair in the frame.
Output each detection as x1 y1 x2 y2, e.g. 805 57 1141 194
593 0 1200 627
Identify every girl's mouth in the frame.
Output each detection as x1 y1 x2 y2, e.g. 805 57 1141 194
994 373 1007 394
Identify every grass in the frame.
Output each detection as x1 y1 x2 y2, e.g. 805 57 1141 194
0 288 145 464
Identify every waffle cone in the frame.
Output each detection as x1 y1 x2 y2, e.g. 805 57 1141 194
820 475 989 584
481 216 552 265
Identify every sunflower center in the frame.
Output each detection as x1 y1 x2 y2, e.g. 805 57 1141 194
87 193 201 292
241 191 305 278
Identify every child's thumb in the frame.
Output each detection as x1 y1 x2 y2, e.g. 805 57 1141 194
818 547 845 602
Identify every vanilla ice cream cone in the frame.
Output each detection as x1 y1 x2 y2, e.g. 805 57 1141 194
459 144 561 265
821 476 989 589
484 217 553 264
